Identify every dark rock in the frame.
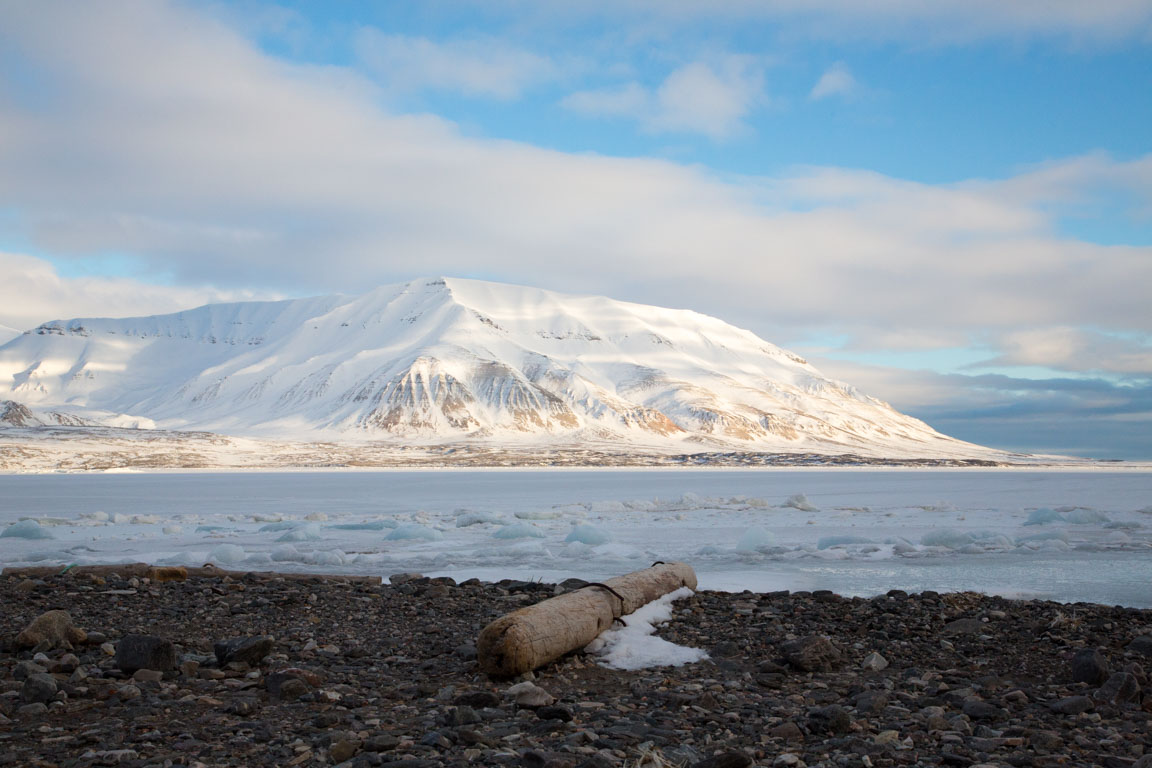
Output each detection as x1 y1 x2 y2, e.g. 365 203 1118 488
808 704 852 734
941 618 984 637
276 678 311 701
522 750 577 768
853 690 890 715
1127 635 1152 658
692 752 753 768
536 705 573 722
455 690 501 708
13 660 45 681
364 733 401 752
214 636 273 666
447 706 481 726
17 702 48 716
780 635 842 672
1049 695 1094 715
20 673 58 704
768 721 805 741
962 699 1007 722
1093 672 1140 705
454 643 477 660
115 634 175 673
1070 648 1110 685
267 668 321 697
711 641 741 657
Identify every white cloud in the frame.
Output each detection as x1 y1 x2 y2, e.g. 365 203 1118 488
0 253 266 332
561 57 764 139
809 62 856 101
561 83 650 118
353 29 554 99
0 1 1150 381
979 328 1152 376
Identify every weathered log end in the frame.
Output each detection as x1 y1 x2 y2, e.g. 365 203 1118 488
477 561 697 678
148 566 188 582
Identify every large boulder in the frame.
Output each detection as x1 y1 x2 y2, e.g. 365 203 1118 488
1071 648 1110 685
214 636 273 666
780 635 843 672
15 610 86 650
115 634 175 673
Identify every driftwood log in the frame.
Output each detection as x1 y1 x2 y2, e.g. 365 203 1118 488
477 561 697 678
1 563 382 585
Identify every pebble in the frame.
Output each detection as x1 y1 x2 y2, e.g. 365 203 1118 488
1 573 1150 768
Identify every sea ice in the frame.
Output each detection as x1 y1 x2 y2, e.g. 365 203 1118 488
493 523 546 540
326 521 395 531
586 587 708 670
271 544 303 562
736 526 775 551
1024 508 1065 526
456 512 504 527
565 524 613 545
782 494 819 512
386 524 443 541
276 523 322 542
259 521 299 532
1 519 54 539
208 543 245 564
515 510 560 520
817 535 872 550
1064 509 1110 524
920 529 974 549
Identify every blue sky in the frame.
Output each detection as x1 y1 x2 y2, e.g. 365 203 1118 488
0 0 1150 458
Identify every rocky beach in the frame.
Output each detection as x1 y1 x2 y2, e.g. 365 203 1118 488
2 568 1151 768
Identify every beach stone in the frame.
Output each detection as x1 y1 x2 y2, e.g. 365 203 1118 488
455 690 500 708
768 721 804 742
1132 756 1152 768
1128 635 1152 658
1028 731 1062 753
508 681 554 707
21 673 58 703
941 618 984 637
1049 695 1094 715
13 660 45 680
860 651 889 671
18 702 48 717
962 700 1007 721
115 634 175 673
780 635 842 672
15 610 86 650
808 704 852 734
854 690 889 715
1093 672 1140 704
214 635 273 666
692 753 752 768
1071 648 1110 685
330 739 360 762
536 705 573 722
132 668 164 683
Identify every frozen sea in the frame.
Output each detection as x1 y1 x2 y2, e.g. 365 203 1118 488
1 469 1150 607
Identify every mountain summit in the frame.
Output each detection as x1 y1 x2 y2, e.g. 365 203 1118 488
0 277 993 458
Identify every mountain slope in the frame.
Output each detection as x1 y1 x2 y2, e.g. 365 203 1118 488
0 277 998 458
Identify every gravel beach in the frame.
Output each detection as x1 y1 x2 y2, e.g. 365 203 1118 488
2 569 1151 768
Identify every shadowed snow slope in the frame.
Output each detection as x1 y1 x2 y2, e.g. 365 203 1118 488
0 277 997 458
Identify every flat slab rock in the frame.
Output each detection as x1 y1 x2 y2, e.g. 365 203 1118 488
0 574 1150 768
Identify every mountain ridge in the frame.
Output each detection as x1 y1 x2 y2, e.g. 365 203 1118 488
0 277 1001 459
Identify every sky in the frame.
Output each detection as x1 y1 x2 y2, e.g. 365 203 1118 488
0 0 1150 459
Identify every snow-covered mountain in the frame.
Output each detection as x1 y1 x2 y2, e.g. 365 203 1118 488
0 277 996 458
0 324 20 346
